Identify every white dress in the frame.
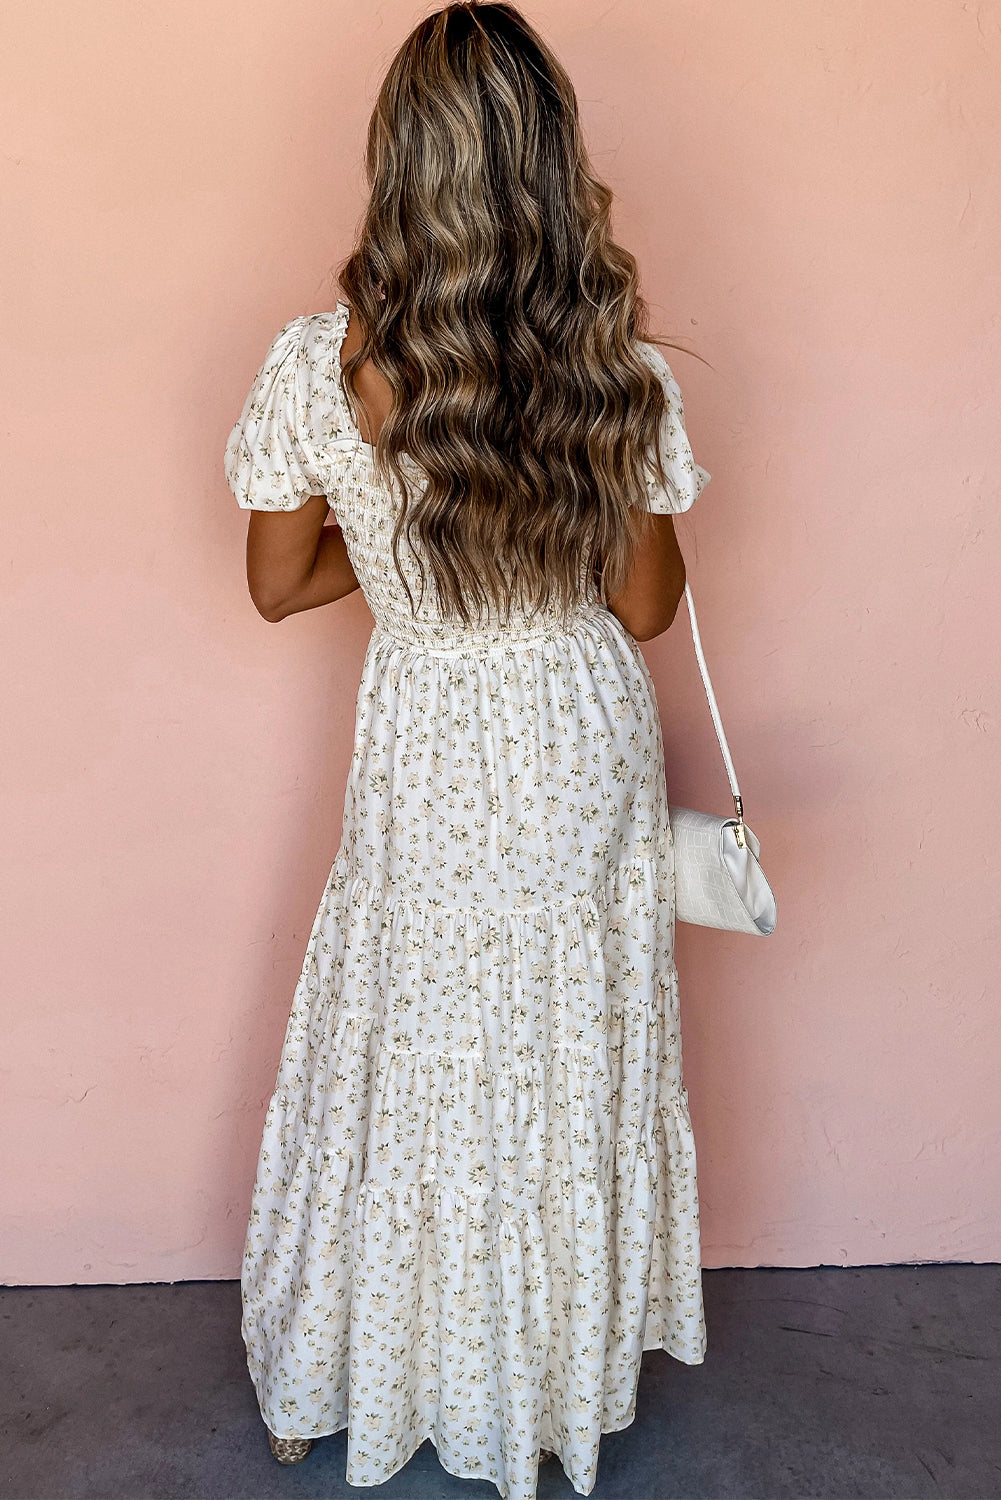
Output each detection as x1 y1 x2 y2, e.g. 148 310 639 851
223 301 710 1500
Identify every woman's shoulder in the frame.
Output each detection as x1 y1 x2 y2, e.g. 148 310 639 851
241 306 348 395
256 303 354 426
632 340 711 514
633 338 700 430
291 304 351 379
633 337 680 387
223 303 361 511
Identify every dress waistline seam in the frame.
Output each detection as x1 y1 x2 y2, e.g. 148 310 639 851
370 604 610 656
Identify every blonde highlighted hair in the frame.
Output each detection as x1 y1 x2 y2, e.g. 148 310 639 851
339 1 680 626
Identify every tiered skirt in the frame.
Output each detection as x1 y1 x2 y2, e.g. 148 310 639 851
241 605 706 1500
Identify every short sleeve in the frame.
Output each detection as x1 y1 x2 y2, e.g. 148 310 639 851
635 341 711 514
223 315 326 511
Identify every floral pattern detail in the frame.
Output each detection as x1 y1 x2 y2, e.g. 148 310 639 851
224 305 710 1500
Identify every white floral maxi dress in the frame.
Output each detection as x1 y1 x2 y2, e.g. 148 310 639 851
223 302 710 1500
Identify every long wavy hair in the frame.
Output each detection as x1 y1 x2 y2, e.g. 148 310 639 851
338 0 681 627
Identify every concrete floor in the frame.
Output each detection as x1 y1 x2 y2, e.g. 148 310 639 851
1 1266 998 1500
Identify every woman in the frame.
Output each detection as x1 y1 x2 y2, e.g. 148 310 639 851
223 5 709 1497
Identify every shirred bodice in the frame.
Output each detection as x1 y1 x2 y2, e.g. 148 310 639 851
327 437 605 650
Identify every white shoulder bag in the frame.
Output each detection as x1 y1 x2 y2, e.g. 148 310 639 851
668 582 778 936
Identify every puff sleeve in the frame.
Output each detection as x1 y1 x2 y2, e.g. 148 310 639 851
223 315 326 510
636 341 711 514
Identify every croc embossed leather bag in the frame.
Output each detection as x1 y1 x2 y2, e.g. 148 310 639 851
668 582 777 936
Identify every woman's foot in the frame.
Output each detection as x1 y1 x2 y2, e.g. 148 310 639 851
267 1430 313 1464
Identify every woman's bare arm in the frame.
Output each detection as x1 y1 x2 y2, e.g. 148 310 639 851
605 511 687 642
246 498 361 622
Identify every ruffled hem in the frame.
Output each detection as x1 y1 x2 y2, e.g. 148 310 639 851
256 1382 703 1500
244 1069 704 1497
241 845 705 1500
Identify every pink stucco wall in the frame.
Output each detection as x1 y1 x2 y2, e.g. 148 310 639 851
2 1 998 1284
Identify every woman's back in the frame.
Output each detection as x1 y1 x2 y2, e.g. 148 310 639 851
224 300 708 646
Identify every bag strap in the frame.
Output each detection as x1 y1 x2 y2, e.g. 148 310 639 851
681 580 747 844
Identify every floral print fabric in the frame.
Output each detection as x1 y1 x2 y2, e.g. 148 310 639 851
223 304 710 1500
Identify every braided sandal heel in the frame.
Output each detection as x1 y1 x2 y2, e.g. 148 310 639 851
268 1430 313 1464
